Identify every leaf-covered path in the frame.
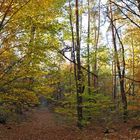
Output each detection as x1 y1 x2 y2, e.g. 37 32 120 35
0 108 140 140
0 108 89 140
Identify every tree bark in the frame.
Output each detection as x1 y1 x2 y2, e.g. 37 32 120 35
75 0 84 128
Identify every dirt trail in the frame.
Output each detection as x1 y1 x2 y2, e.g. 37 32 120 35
0 108 139 140
0 108 86 140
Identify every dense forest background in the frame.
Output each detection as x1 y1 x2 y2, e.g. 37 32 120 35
0 0 140 130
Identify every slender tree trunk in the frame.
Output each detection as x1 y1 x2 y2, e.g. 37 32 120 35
131 34 135 95
80 0 83 45
87 0 91 94
109 0 127 121
112 60 117 100
75 0 83 128
68 0 78 92
93 0 101 92
69 58 72 94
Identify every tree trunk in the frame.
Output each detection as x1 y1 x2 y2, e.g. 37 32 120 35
112 60 117 100
87 0 91 94
93 0 101 92
109 0 127 121
68 0 78 93
75 0 84 128
131 34 135 95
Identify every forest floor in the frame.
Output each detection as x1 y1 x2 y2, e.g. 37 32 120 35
0 107 140 140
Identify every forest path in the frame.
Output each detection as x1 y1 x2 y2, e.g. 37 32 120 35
0 108 89 140
0 107 139 140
